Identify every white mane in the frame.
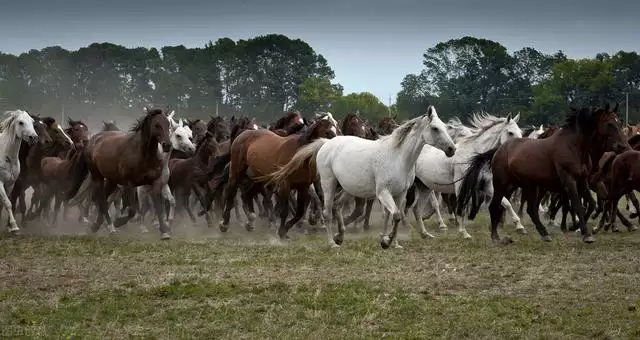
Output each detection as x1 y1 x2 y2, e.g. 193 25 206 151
458 112 518 144
0 110 29 133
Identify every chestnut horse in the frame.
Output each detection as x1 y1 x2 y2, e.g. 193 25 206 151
66 108 173 239
220 118 338 235
463 105 628 244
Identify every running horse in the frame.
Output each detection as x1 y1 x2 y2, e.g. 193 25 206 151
66 108 174 239
220 118 338 234
468 104 628 244
0 110 39 233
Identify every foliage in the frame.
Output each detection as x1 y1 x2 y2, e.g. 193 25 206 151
396 36 640 124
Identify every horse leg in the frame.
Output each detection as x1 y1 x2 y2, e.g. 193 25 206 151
522 186 551 241
501 197 526 234
239 185 256 232
343 197 365 227
561 173 593 243
361 199 374 231
429 191 448 230
1 183 19 233
377 188 405 249
627 192 640 218
149 182 170 240
319 174 339 248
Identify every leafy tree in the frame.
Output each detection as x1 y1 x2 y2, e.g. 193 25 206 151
331 92 390 120
294 76 343 114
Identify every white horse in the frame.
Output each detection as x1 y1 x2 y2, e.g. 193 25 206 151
0 110 39 233
275 105 456 248
413 112 524 239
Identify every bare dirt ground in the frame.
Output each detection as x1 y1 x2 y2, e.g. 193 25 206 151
2 203 640 339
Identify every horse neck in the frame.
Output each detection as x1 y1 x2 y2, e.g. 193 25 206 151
132 130 161 164
388 129 426 172
0 130 22 163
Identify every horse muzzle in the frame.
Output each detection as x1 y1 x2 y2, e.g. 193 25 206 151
26 135 38 146
161 142 172 152
444 146 456 157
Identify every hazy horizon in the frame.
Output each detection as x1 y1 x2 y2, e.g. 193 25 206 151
2 0 638 103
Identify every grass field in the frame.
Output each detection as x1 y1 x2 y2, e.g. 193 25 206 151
2 212 640 339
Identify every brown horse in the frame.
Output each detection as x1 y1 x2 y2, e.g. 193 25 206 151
186 118 207 143
597 150 640 233
269 111 305 136
459 105 628 244
166 131 221 225
65 118 90 149
227 118 338 238
8 114 53 226
378 115 399 135
20 117 75 221
66 108 173 239
207 116 231 142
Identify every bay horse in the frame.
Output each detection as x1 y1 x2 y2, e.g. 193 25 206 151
0 110 39 233
268 106 456 248
597 150 640 233
470 105 628 244
220 118 338 234
21 117 75 221
66 108 173 239
9 114 52 226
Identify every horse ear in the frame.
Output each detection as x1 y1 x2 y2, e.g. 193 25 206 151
613 102 619 113
539 124 543 130
167 110 175 119
513 113 520 123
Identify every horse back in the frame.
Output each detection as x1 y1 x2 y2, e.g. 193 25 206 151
496 137 556 184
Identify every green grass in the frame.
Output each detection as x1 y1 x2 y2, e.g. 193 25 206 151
2 214 640 339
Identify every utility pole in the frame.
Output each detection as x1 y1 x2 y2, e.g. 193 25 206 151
215 102 219 116
626 92 629 125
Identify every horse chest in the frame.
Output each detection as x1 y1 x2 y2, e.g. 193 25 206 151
0 157 20 182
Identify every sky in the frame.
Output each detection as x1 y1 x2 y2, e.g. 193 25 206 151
1 0 639 104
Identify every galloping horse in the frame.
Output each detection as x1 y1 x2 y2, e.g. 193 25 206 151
0 110 39 233
267 105 455 248
220 118 338 234
66 108 173 239
470 105 628 244
416 112 524 239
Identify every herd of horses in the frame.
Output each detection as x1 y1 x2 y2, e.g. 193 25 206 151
0 103 639 248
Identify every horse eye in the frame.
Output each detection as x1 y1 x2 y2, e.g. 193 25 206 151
19 121 24 126
431 127 439 132
508 132 514 136
177 135 182 140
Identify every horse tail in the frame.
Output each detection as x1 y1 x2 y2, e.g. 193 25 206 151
65 150 89 201
455 147 498 217
258 138 329 189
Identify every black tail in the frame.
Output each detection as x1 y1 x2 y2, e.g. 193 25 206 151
455 147 498 217
65 150 89 201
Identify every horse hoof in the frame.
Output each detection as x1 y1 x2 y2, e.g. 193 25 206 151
461 232 472 239
160 232 171 240
328 242 340 249
8 228 20 235
393 243 404 249
380 236 391 249
516 226 527 235
629 225 639 232
583 235 595 244
333 233 344 245
218 221 228 233
612 226 621 233
541 235 552 242
501 236 514 245
81 217 90 224
420 231 435 239
244 222 254 232
438 224 448 230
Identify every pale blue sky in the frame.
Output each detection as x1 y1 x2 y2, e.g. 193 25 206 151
1 0 638 103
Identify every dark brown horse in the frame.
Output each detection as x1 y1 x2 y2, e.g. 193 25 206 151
269 111 305 136
66 108 173 239
378 115 399 135
186 118 207 143
230 119 338 238
459 105 628 244
207 116 231 142
167 131 221 226
9 115 53 225
597 150 640 233
65 118 90 149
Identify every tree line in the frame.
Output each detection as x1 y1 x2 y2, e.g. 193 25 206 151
0 34 638 125
396 36 640 124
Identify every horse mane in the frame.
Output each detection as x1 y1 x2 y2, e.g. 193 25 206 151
206 116 224 132
42 117 56 127
315 112 338 126
562 107 593 132
229 117 252 143
272 112 299 130
341 113 362 133
539 125 559 139
458 112 511 143
0 110 27 133
130 108 164 132
299 119 329 145
195 131 214 153
386 116 424 148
